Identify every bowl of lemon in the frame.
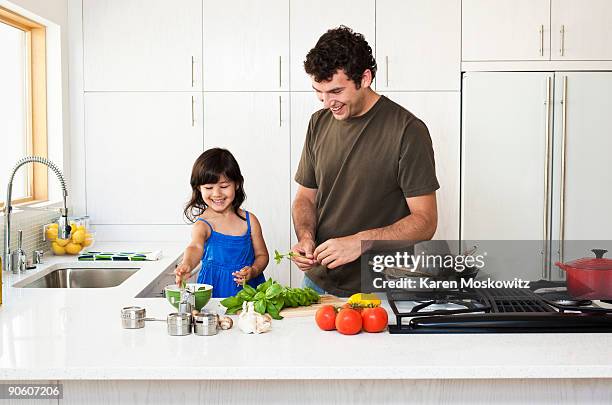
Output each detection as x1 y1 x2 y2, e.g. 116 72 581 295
44 217 95 256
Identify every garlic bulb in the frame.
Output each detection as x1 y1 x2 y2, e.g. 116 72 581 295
238 302 272 334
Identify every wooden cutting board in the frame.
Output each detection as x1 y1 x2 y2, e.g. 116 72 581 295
279 295 346 318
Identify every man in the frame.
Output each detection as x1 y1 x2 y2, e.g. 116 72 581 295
291 26 439 296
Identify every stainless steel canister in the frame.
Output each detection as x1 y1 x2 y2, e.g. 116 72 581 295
193 311 218 336
167 312 192 336
121 306 146 329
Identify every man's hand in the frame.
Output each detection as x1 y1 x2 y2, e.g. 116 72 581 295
291 238 316 271
313 235 361 269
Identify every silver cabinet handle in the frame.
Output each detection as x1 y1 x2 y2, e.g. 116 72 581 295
278 95 282 127
385 56 389 87
542 76 553 279
191 56 195 87
278 56 282 88
539 25 544 57
191 96 195 127
558 76 568 274
560 25 565 56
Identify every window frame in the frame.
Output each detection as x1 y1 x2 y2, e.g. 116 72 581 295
0 6 48 209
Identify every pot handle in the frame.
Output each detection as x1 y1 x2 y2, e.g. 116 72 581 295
592 249 608 259
554 261 568 271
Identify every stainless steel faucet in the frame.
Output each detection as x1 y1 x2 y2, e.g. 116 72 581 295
3 156 71 272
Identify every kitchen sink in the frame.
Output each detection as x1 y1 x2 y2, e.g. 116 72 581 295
13 263 140 288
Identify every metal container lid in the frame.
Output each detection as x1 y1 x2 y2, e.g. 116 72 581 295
167 312 191 325
193 311 217 323
121 306 146 319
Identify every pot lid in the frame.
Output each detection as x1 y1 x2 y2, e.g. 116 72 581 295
565 249 612 270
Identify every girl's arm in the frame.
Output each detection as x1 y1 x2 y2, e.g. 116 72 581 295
248 213 269 276
175 220 210 285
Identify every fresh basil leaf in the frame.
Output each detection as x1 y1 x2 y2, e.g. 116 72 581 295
242 284 256 298
220 296 241 308
265 283 283 299
266 302 283 320
225 305 242 315
254 299 267 315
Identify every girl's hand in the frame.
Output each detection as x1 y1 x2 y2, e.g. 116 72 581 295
232 266 256 286
174 263 191 286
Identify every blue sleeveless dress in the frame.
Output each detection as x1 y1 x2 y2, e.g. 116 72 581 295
196 211 266 298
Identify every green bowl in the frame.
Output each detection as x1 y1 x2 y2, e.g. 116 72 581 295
164 283 213 310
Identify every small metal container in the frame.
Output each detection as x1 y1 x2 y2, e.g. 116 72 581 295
167 312 192 336
193 311 218 336
121 306 146 329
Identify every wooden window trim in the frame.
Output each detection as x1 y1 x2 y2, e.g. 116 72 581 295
0 6 47 210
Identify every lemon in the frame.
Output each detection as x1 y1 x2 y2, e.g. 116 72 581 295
72 230 86 244
76 225 86 233
82 233 94 247
65 242 82 255
47 223 58 230
55 238 70 247
45 228 58 241
347 293 381 307
51 242 66 255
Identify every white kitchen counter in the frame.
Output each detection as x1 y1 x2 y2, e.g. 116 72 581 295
1 241 612 383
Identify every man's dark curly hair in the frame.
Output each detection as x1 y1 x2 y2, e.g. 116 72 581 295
304 25 377 88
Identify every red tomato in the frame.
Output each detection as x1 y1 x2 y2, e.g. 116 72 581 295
335 308 362 335
315 305 337 331
361 307 388 333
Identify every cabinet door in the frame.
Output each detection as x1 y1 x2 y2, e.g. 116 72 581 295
551 73 612 270
462 72 553 280
83 0 202 91
376 0 460 91
289 92 324 286
290 0 375 91
85 93 203 224
381 92 460 241
203 93 290 286
462 0 550 61
551 0 612 60
203 0 289 91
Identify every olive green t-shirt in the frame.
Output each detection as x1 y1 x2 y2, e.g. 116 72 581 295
294 95 439 296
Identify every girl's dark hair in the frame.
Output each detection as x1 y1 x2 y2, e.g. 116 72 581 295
304 25 377 88
184 148 246 223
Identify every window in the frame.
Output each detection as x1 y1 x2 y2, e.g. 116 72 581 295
0 6 47 208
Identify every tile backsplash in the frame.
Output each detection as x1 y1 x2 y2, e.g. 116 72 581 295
0 208 61 264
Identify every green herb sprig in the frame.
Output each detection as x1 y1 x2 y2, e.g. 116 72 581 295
274 249 301 264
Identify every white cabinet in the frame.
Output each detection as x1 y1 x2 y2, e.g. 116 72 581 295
203 92 290 286
376 0 461 90
84 92 203 224
462 72 551 240
289 0 375 91
289 92 324 286
463 71 612 280
551 72 612 268
462 0 550 61
551 0 612 60
462 72 552 280
203 0 289 91
381 92 460 241
83 0 202 91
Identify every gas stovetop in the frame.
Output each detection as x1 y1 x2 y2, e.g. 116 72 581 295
387 287 612 334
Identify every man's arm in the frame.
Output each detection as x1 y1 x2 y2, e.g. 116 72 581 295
291 185 318 270
314 192 438 269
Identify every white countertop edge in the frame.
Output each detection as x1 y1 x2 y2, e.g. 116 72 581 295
2 365 612 381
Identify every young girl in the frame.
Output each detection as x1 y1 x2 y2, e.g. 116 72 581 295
175 148 269 298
